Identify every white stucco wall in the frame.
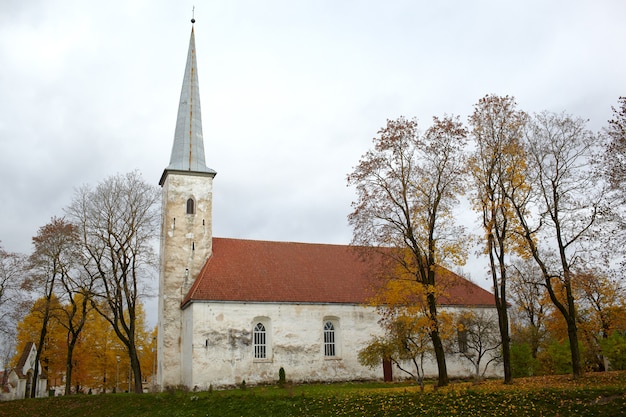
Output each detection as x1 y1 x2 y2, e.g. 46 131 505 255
181 302 383 389
179 302 503 389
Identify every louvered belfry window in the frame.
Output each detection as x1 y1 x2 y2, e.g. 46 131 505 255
254 322 266 359
324 321 335 357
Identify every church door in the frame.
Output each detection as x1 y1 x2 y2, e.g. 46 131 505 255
383 358 393 382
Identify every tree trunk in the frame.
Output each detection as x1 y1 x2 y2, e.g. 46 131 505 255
488 229 513 384
427 291 448 387
496 258 512 384
498 304 512 383
32 294 53 398
129 344 144 393
65 338 77 395
565 291 583 378
567 318 583 378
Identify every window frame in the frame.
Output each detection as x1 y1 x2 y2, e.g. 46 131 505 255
253 322 266 359
186 198 195 215
252 318 272 362
322 317 341 359
323 321 336 357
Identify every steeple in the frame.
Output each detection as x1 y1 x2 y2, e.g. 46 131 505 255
157 18 216 389
160 21 216 185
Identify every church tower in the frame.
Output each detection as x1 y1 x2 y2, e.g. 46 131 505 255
157 20 216 389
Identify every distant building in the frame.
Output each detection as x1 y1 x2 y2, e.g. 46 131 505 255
0 342 48 401
156 22 499 390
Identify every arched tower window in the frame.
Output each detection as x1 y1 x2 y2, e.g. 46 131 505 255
186 198 195 214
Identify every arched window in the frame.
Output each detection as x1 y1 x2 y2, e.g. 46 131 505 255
186 198 195 214
253 322 266 359
324 321 336 357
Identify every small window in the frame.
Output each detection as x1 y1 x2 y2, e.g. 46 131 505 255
186 198 195 214
324 321 336 357
458 328 468 353
253 322 266 359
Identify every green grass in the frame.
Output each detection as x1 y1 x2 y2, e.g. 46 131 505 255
1 373 625 417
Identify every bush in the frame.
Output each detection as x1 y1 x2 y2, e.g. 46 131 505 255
539 340 576 375
278 367 286 387
600 332 626 370
510 342 539 377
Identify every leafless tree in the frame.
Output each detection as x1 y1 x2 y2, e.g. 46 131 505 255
468 94 529 383
66 171 159 393
605 96 626 193
0 243 28 386
348 115 468 387
602 97 626 273
509 257 550 359
456 309 502 378
508 111 607 378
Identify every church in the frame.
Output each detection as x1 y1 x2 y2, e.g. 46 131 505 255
156 21 498 390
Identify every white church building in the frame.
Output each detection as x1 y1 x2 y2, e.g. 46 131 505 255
156 21 498 390
0 342 48 401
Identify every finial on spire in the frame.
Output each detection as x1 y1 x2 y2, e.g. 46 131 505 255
191 6 195 24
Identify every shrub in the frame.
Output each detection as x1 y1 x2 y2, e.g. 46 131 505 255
278 367 286 387
539 340 575 375
600 332 626 370
510 342 539 377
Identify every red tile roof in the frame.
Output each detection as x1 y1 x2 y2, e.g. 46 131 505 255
182 238 495 307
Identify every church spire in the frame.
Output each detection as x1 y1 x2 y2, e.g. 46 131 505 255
162 20 216 184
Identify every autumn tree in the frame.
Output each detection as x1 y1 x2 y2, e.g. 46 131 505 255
66 171 159 393
27 216 92 395
348 115 468 387
468 94 529 383
25 217 78 397
57 291 94 395
70 303 127 392
508 111 607 378
14 295 67 388
359 314 433 389
574 270 626 371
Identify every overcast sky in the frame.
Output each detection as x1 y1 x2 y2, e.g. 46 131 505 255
1 1 625 295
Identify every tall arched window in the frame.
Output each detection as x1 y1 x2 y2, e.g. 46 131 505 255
186 198 195 214
324 321 336 357
253 322 266 359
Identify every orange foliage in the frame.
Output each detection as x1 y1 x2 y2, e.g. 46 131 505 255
14 297 156 393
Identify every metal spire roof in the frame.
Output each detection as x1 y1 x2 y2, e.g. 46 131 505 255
163 23 216 179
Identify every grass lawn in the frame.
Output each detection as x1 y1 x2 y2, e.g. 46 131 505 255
1 372 625 416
